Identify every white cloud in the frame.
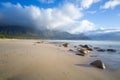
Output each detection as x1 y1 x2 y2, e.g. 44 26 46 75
35 3 82 30
68 20 96 34
80 0 100 9
38 0 55 3
65 0 100 9
101 0 120 9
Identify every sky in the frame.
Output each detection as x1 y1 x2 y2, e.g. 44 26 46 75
0 0 120 34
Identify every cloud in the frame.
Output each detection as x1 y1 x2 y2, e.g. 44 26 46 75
38 0 55 3
80 0 100 9
0 2 96 34
68 20 96 34
101 0 120 9
0 2 82 30
0 2 34 27
65 0 100 9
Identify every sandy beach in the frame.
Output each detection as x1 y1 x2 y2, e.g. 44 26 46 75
0 39 120 80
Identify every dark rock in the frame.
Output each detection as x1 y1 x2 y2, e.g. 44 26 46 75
77 48 91 56
90 60 106 69
69 49 74 51
36 41 44 44
79 45 93 51
94 47 105 52
36 42 41 43
87 48 93 51
74 46 77 48
79 44 89 48
63 43 69 47
97 49 105 52
107 49 116 52
94 47 100 50
78 48 91 54
76 53 84 56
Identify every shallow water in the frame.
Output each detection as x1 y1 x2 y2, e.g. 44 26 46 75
47 40 120 71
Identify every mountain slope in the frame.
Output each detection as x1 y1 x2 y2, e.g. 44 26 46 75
0 25 89 40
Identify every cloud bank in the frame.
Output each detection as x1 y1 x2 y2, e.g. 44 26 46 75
0 2 96 34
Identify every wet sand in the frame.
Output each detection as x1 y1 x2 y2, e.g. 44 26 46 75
0 39 120 80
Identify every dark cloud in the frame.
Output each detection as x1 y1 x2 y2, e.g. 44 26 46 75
0 2 96 33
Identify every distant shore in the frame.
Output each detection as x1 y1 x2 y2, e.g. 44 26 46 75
0 39 120 80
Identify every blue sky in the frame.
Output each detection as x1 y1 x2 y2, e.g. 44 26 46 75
0 0 120 34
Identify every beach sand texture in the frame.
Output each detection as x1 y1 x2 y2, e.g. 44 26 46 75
0 39 120 80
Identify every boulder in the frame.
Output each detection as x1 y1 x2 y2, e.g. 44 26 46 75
90 60 106 69
97 49 105 52
79 45 93 51
87 48 93 51
76 53 85 56
77 48 91 56
79 44 89 48
63 43 69 47
107 49 116 52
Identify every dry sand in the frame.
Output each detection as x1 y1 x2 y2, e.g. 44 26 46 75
0 39 120 80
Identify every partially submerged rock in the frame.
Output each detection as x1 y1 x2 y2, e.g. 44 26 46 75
94 47 106 52
63 43 69 47
90 60 106 69
79 44 89 49
79 44 93 51
97 49 105 52
76 53 84 56
79 48 91 54
107 49 116 52
77 48 91 56
87 48 93 51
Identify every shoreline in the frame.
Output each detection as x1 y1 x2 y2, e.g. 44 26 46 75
0 39 120 80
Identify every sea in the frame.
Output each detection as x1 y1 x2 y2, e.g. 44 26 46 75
46 40 120 71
